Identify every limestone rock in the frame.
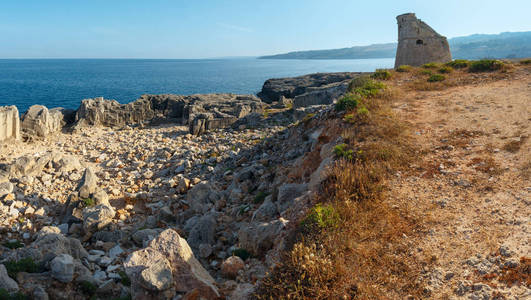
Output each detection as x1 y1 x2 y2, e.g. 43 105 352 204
292 81 349 109
0 264 19 293
74 97 156 128
0 181 14 198
78 168 98 199
186 182 221 213
82 204 115 233
139 255 173 291
54 155 82 173
187 214 216 250
50 254 75 283
276 183 308 214
252 196 278 222
21 105 64 137
394 13 452 68
238 218 288 256
12 232 88 263
220 256 245 279
258 72 361 103
124 229 219 299
132 229 160 246
0 106 20 142
4 153 54 178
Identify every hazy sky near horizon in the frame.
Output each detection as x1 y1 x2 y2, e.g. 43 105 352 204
1 0 530 58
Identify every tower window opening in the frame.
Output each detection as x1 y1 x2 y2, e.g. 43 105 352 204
416 39 424 45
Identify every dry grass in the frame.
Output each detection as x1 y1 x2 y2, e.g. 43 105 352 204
498 257 531 287
399 62 515 91
255 78 429 299
444 129 485 149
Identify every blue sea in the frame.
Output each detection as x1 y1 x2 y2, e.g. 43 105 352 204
0 58 394 113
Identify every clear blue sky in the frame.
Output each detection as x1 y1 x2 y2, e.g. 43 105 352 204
1 0 529 58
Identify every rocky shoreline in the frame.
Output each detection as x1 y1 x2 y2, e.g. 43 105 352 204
0 72 361 299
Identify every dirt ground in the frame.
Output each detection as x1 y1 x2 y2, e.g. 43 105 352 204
390 66 530 298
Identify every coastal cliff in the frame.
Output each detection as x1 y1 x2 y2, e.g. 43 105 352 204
0 60 529 299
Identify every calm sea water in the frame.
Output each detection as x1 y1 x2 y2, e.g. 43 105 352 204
0 58 394 113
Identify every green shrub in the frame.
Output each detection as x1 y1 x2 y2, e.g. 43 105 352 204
520 59 531 65
79 281 97 296
232 248 251 260
348 76 371 92
353 80 386 98
301 204 340 230
446 59 470 69
371 69 392 80
420 69 433 76
396 65 412 72
82 198 95 207
335 93 360 111
253 191 269 204
422 62 440 69
469 59 504 72
427 74 445 82
333 144 354 160
4 258 42 278
3 240 23 249
118 270 131 286
357 106 369 116
438 66 453 74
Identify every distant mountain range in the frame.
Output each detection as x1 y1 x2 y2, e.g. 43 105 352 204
259 31 531 60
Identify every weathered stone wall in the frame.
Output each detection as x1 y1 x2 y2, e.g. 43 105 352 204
394 13 452 67
0 106 20 142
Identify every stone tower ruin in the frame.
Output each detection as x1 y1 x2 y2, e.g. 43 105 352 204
394 13 452 68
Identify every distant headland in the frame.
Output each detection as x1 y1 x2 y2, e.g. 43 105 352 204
259 31 531 60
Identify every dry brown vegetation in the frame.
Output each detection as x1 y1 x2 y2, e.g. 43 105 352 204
396 62 516 91
255 61 529 299
255 78 430 299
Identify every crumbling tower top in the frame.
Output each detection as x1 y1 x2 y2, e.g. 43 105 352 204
394 13 452 68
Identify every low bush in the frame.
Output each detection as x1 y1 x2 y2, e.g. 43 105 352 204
520 59 531 65
118 270 131 286
79 281 97 296
396 65 412 72
469 59 504 72
3 240 23 249
82 198 95 207
353 80 386 98
232 248 251 260
333 143 354 160
422 62 440 69
445 59 470 69
420 69 433 76
438 66 453 74
357 106 369 116
301 203 340 230
427 74 445 82
253 191 269 204
371 69 392 80
4 258 42 278
347 76 371 92
335 93 360 112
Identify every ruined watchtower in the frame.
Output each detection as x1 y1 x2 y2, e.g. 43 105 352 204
394 13 451 68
